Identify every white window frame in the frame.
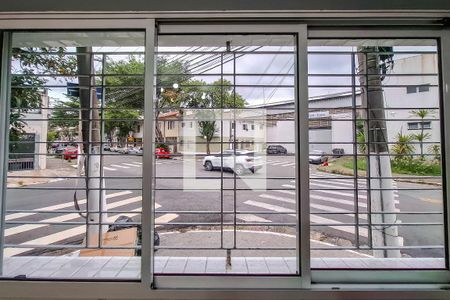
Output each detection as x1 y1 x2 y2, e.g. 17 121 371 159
0 15 447 299
308 27 450 285
155 23 310 289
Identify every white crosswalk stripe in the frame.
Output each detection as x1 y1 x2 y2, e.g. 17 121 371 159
240 172 402 239
5 191 133 221
110 164 130 169
4 192 178 257
103 167 117 171
122 163 142 167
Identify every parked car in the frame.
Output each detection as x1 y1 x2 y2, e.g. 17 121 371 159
63 146 78 160
332 148 345 158
117 147 129 154
309 150 328 164
103 145 111 151
55 144 66 154
128 147 142 155
202 150 263 175
155 147 171 159
266 145 287 155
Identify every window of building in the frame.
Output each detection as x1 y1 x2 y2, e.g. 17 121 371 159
242 123 248 131
418 84 430 92
408 121 432 130
406 86 417 93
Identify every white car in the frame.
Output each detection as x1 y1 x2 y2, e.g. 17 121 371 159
128 147 143 155
202 150 263 175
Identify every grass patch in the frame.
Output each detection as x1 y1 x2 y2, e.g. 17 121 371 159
325 157 441 176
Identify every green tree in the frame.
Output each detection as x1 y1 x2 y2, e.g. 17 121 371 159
391 131 415 160
356 119 367 154
181 79 246 154
104 107 141 147
10 47 77 141
410 109 434 160
49 96 80 139
428 144 441 162
104 55 191 142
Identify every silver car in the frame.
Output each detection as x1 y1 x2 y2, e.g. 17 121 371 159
309 150 328 164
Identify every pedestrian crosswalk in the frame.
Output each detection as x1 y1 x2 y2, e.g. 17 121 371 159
241 171 401 239
4 171 403 256
4 191 179 257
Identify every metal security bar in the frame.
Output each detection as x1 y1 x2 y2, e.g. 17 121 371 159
152 34 301 265
3 32 146 260
307 40 446 265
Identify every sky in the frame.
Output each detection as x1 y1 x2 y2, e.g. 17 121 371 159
10 32 438 108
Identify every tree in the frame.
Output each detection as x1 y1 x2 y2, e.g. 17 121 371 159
180 79 246 154
105 55 191 143
428 144 441 162
356 119 367 154
410 109 434 160
49 96 80 140
104 107 141 147
10 47 77 141
391 131 415 160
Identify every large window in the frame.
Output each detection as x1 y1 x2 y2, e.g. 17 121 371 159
0 24 449 293
154 33 300 275
308 39 445 269
1 31 145 279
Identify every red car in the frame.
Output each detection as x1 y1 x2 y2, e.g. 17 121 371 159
155 147 171 159
63 147 78 160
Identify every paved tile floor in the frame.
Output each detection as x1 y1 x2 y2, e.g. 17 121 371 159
2 256 445 279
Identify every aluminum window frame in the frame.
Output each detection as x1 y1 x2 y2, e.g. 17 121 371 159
308 27 450 285
154 23 310 289
0 18 156 288
0 15 447 299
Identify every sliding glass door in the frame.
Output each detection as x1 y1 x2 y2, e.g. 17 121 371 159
152 24 309 288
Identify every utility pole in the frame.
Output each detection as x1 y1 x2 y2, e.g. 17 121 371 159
357 47 402 258
77 47 107 248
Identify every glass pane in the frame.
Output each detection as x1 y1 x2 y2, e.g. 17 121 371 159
155 34 298 275
308 39 445 269
3 31 145 280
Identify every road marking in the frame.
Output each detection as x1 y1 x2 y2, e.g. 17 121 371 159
420 197 442 204
154 213 178 226
270 161 289 166
5 196 143 237
259 193 295 204
244 200 295 214
274 190 296 196
281 162 296 167
122 163 141 167
5 209 176 257
132 162 143 165
110 164 130 169
5 191 133 221
310 214 368 237
103 167 117 171
283 184 369 199
244 200 368 237
237 214 272 223
311 203 368 220
311 194 367 208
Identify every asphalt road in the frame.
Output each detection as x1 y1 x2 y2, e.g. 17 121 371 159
4 153 445 259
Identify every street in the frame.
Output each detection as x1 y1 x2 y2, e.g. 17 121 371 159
4 154 445 258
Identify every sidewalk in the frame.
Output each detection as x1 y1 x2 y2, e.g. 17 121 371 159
7 157 78 187
157 229 370 258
